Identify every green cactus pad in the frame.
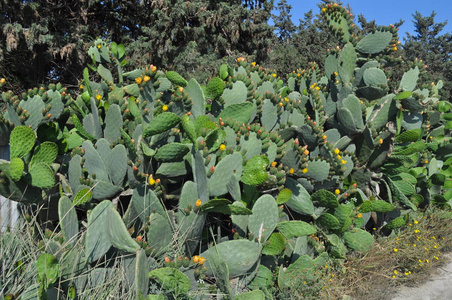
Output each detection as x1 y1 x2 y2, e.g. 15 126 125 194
371 200 395 213
58 196 79 245
72 114 97 142
248 194 279 242
91 180 123 199
316 213 341 232
104 104 123 144
324 233 347 259
186 78 206 117
394 129 422 143
303 160 330 182
129 184 165 222
276 188 292 205
356 31 393 54
166 71 188 87
106 144 128 186
241 155 269 186
86 200 113 263
384 175 417 210
181 114 197 145
207 77 225 99
338 43 357 83
107 203 140 253
231 201 249 236
279 252 328 288
143 112 181 138
146 213 172 255
338 94 365 134
28 162 55 189
82 140 109 182
343 228 374 253
277 221 317 239
30 141 58 167
9 157 24 181
10 126 36 159
208 152 243 196
222 81 248 107
205 128 226 152
311 189 339 208
367 94 397 130
218 102 255 124
154 143 190 162
72 188 92 206
285 177 315 215
334 204 353 232
200 240 261 278
149 268 190 296
399 66 419 92
262 233 286 255
383 217 406 230
20 95 45 129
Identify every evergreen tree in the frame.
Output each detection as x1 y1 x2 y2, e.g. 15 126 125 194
0 0 276 88
126 0 275 83
403 11 452 101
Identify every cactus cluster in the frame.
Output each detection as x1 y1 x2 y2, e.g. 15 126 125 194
1 6 451 298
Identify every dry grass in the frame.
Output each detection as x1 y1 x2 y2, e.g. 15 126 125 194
322 209 452 300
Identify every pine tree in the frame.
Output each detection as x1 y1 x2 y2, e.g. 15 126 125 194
403 11 452 101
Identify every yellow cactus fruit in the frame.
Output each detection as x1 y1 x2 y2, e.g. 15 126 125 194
303 149 309 156
322 7 327 12
219 144 226 151
289 168 294 174
151 65 157 73
378 138 383 145
135 77 143 85
237 57 245 63
322 134 327 140
334 148 340 155
271 161 277 167
79 84 83 89
193 255 200 263
195 199 202 207
335 189 340 195
393 46 398 51
198 257 206 265
302 168 308 174
96 94 102 101
341 159 347 165
272 73 277 78
148 176 156 185
251 62 256 66
178 86 184 93
97 44 101 49
162 105 169 112
143 75 151 82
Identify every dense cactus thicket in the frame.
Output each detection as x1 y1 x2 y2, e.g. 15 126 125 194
0 3 451 299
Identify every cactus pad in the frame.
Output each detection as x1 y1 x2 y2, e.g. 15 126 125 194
343 228 374 253
166 71 188 87
200 239 261 278
10 126 35 159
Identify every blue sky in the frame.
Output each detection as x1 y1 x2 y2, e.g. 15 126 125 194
280 0 452 41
